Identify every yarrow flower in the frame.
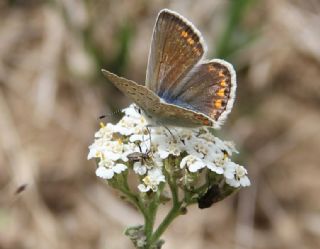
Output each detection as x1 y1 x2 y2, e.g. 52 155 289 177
225 162 251 187
138 167 166 192
180 155 206 173
88 104 250 249
88 104 250 193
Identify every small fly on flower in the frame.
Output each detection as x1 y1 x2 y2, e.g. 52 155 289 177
127 151 151 163
127 141 153 164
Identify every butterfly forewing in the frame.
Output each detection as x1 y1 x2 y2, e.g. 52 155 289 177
102 70 213 127
146 9 205 98
102 70 160 109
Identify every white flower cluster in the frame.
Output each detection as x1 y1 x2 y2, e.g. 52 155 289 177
88 104 250 192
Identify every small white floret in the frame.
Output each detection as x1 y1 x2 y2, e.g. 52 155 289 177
96 166 114 179
180 155 206 173
133 161 147 175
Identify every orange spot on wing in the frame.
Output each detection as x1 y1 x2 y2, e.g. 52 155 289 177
220 80 227 87
214 99 222 108
217 88 225 97
219 70 225 77
208 65 215 72
187 37 194 45
194 114 211 126
181 31 188 38
202 119 210 126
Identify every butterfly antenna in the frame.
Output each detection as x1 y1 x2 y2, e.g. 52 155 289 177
137 142 142 153
146 125 153 155
163 125 176 142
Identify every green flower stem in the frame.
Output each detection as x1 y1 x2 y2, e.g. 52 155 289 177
145 158 182 247
164 158 179 204
113 174 148 220
149 201 182 246
183 189 192 204
122 188 147 217
144 183 165 245
122 170 131 191
144 196 158 240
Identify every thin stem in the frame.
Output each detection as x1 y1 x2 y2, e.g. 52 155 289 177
146 158 182 247
149 202 182 246
122 170 131 191
164 158 179 204
144 196 158 239
123 187 147 217
144 183 165 246
112 174 148 219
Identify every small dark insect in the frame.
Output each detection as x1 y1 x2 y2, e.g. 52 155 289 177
127 124 153 164
127 151 151 163
198 184 223 209
15 184 28 195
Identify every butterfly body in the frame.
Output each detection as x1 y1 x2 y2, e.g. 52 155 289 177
102 9 236 128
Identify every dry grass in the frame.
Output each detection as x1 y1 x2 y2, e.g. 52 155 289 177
0 0 320 248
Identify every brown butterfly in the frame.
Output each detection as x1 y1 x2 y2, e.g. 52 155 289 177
102 9 236 128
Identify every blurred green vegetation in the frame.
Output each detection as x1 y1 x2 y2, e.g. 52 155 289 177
216 0 258 59
83 23 134 76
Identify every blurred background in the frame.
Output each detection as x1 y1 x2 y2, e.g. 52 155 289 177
0 0 320 248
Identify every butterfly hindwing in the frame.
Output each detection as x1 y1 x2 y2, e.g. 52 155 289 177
146 9 205 99
169 59 236 127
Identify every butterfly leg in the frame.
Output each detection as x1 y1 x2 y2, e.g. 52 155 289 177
162 125 177 142
145 125 152 147
145 124 154 157
137 142 143 153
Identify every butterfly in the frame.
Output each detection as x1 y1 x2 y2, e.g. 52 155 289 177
102 9 236 128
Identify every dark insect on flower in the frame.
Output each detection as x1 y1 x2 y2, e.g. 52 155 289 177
127 151 151 163
198 184 223 209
